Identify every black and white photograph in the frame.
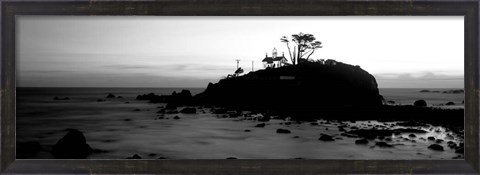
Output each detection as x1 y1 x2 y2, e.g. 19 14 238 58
16 16 465 160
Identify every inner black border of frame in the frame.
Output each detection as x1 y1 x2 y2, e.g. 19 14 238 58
1 0 479 174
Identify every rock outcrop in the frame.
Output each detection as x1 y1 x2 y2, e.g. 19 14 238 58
137 90 192 105
52 129 93 159
194 62 383 111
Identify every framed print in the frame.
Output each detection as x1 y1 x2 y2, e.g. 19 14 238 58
2 0 479 174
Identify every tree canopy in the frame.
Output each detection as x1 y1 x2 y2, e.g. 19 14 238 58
281 32 323 65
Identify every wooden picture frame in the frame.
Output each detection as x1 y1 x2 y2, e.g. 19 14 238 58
1 0 479 174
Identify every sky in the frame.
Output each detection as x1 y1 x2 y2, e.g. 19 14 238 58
16 16 464 88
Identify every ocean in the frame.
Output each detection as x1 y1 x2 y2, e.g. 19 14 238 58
16 87 465 159
379 88 465 108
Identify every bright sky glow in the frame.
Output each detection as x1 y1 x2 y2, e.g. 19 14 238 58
17 16 464 88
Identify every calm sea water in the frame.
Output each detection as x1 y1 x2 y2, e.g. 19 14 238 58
16 87 465 159
379 88 465 108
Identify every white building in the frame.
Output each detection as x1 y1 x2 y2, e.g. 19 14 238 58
262 48 289 68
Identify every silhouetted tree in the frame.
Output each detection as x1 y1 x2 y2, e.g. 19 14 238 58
281 32 323 65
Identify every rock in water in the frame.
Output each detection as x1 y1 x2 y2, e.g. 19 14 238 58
413 100 427 107
319 134 335 141
276 129 291 134
445 102 455 106
255 123 266 127
180 107 196 114
355 139 369 144
375 142 393 148
106 93 116 98
428 144 444 151
435 139 444 144
52 129 93 159
126 154 142 159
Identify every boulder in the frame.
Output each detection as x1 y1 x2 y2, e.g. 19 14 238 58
435 139 444 144
52 129 93 159
255 123 266 128
445 102 455 106
319 134 335 141
408 134 416 138
106 93 116 98
355 139 369 144
54 97 70 100
126 154 142 159
427 136 436 141
414 100 427 107
276 129 291 134
443 89 464 94
428 144 444 151
447 141 457 149
173 116 180 120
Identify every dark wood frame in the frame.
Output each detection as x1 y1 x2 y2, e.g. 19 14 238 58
1 0 478 174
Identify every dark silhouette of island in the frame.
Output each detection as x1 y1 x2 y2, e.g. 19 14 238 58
195 61 383 110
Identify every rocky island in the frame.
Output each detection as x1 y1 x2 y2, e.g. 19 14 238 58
195 61 383 110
